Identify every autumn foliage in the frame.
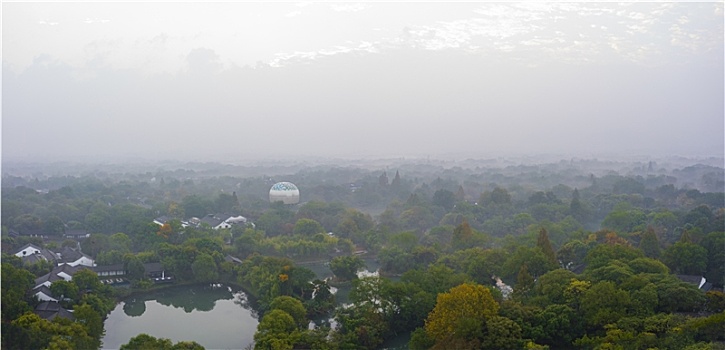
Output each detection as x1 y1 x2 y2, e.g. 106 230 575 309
424 283 499 342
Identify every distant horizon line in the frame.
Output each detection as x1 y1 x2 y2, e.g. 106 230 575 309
3 151 723 166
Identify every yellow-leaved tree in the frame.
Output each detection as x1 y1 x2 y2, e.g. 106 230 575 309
424 282 499 342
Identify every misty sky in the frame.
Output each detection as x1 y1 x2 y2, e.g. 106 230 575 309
2 2 723 162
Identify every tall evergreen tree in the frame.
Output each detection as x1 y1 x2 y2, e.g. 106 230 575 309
452 220 473 249
639 226 661 258
391 170 401 188
514 263 535 299
455 185 466 201
537 228 558 266
569 188 589 222
231 191 239 208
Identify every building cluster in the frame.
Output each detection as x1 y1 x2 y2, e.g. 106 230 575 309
12 243 172 321
153 213 251 230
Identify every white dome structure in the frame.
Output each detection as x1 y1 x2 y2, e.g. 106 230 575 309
269 182 300 204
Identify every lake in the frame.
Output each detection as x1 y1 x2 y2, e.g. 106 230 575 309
102 257 385 349
101 284 258 350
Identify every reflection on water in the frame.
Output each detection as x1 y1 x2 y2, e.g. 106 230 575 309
122 299 145 317
102 284 258 350
103 258 383 350
121 284 244 316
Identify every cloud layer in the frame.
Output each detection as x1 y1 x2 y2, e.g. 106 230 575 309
2 3 723 162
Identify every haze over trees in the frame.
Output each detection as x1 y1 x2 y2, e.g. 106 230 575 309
1 156 723 349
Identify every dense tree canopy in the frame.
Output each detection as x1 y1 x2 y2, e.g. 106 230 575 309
1 158 723 350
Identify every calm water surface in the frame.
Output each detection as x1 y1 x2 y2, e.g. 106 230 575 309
102 258 385 349
102 284 258 350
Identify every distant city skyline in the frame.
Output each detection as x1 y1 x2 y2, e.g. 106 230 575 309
3 2 723 162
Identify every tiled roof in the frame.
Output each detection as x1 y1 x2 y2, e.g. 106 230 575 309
35 264 84 287
200 214 224 227
21 254 50 265
16 243 43 254
144 262 164 274
59 247 83 263
676 274 705 287
34 301 74 321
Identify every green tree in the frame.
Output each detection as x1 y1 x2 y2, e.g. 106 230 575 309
80 293 115 316
171 341 206 350
43 215 66 236
1 262 34 323
348 276 399 319
601 205 646 233
701 231 725 287
336 209 374 237
120 333 174 350
655 277 706 313
451 220 474 249
11 313 97 350
483 187 512 206
215 192 238 213
580 281 631 329
479 316 524 350
503 246 558 279
629 282 659 317
329 255 365 281
557 239 592 269
377 209 400 233
254 309 298 350
182 195 213 219
50 280 79 302
537 227 558 266
97 249 126 265
402 264 468 295
388 231 418 251
400 206 436 233
378 246 414 275
569 188 590 223
627 257 669 274
586 260 635 284
293 218 324 236
74 303 104 339
125 254 146 281
72 268 102 294
432 189 456 211
639 226 661 258
14 214 43 233
307 279 335 315
584 243 643 271
269 296 308 329
109 232 132 253
410 327 435 350
81 233 109 257
514 264 535 300
534 269 577 305
663 241 708 275
191 253 218 283
391 170 401 189
537 303 583 347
